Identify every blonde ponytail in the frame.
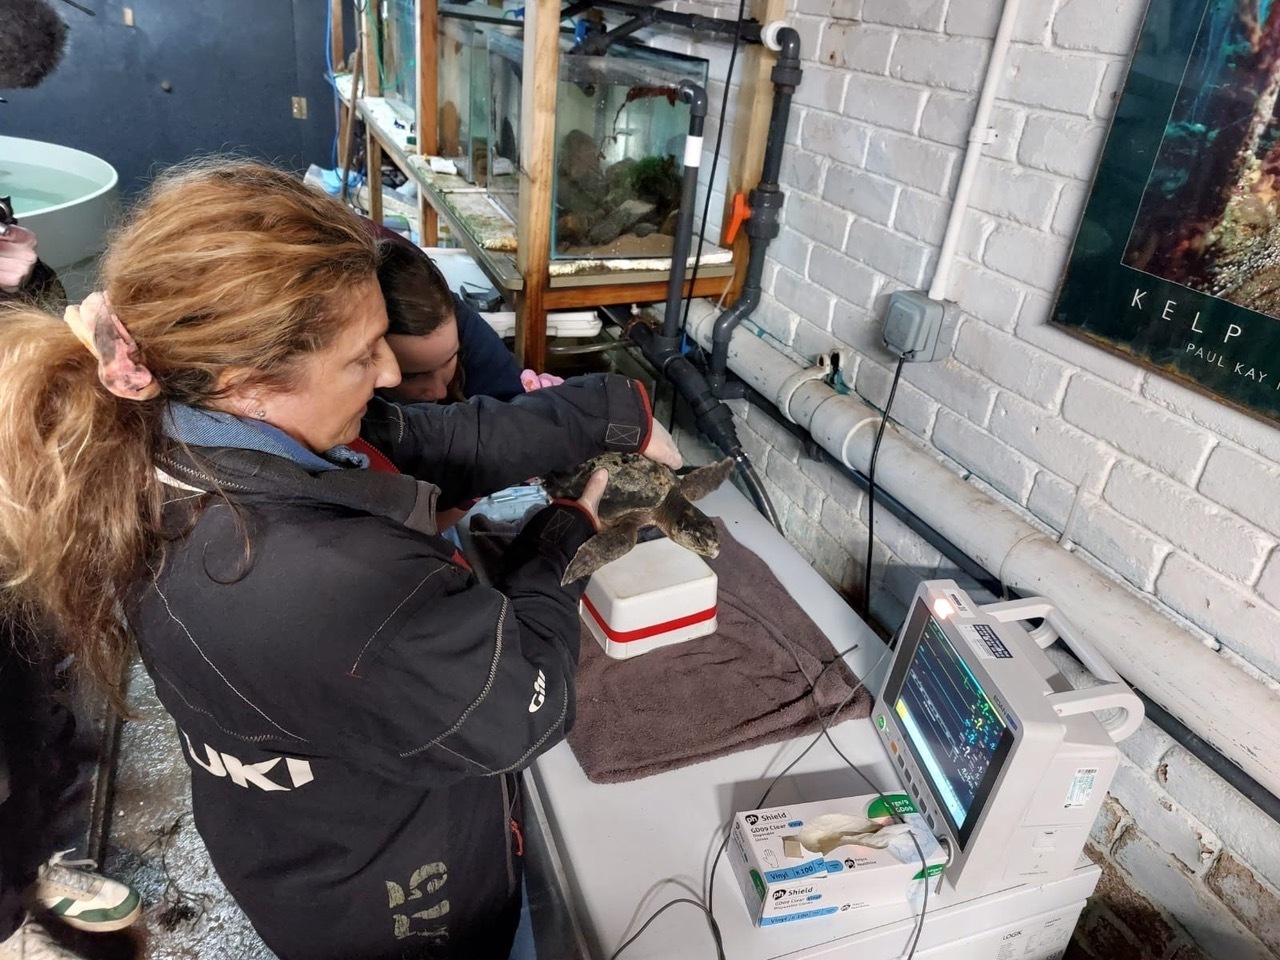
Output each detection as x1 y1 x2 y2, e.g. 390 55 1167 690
0 305 164 701
0 157 378 705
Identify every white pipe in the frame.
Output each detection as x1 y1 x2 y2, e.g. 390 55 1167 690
686 301 1280 796
927 0 1022 301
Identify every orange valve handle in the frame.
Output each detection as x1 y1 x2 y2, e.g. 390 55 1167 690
724 193 751 245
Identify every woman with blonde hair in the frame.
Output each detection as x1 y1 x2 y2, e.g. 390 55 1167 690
0 159 678 960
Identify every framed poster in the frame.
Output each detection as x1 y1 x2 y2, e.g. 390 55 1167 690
1053 0 1280 426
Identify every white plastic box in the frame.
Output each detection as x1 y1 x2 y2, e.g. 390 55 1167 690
579 538 718 659
730 793 945 928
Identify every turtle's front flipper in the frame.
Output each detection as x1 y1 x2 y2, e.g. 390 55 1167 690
677 458 735 502
561 518 645 585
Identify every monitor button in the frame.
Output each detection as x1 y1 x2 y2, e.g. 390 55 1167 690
926 814 935 830
897 755 905 768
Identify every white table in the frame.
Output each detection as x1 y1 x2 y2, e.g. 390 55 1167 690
470 485 1100 960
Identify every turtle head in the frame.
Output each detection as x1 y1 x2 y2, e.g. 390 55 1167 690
668 508 719 558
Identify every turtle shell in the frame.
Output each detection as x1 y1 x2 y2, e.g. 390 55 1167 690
542 452 677 522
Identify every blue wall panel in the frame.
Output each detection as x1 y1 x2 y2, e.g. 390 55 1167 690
1 1 350 196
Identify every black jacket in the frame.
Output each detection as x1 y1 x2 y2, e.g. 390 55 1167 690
130 376 653 960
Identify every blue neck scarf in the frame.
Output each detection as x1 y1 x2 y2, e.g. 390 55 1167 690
162 404 368 472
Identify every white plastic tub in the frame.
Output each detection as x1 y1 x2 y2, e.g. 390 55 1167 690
579 538 718 659
0 136 119 300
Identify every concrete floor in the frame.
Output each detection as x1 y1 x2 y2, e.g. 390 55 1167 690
63 660 275 960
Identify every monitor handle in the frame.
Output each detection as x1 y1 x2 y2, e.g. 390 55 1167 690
978 597 1144 742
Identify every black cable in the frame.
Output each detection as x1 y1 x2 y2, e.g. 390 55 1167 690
614 624 938 957
902 831 930 959
705 639 894 930
863 356 907 622
663 0 745 439
608 897 724 960
613 640 867 960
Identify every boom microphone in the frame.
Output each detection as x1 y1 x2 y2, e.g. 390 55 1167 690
0 0 68 90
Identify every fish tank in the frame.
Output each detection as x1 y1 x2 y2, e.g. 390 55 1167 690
379 0 418 124
487 35 709 259
437 5 519 185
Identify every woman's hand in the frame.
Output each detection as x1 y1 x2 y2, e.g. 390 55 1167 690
520 368 564 391
640 419 683 470
575 468 610 527
0 226 39 293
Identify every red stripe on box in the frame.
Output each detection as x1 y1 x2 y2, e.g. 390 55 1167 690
581 593 716 643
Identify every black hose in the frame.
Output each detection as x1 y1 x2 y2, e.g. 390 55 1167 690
735 454 782 533
628 324 740 457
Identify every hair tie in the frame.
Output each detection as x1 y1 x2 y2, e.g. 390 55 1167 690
63 292 160 401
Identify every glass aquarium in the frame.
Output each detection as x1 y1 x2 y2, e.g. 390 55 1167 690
487 35 709 259
438 5 518 185
379 0 418 124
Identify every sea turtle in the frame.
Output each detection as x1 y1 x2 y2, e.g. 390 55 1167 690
543 452 735 585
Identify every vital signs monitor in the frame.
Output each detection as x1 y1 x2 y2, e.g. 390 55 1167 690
873 580 1143 894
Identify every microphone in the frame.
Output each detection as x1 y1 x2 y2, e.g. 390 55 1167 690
0 0 69 90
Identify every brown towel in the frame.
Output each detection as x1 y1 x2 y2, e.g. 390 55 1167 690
567 519 872 783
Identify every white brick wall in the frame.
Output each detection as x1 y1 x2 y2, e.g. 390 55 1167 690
1198 445 1280 536
1104 462 1270 581
655 3 1280 956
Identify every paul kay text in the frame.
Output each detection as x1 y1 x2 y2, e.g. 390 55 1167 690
1131 289 1273 387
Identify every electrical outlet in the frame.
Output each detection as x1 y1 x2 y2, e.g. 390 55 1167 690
882 290 947 362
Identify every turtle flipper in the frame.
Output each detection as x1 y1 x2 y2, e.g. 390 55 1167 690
561 519 645 585
677 458 735 502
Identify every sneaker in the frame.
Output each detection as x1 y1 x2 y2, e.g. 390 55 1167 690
31 851 141 933
0 915 89 959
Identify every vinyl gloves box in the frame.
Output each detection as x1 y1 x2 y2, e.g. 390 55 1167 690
730 793 946 927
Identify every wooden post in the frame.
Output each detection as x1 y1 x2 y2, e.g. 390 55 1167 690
330 0 344 72
367 132 384 226
720 0 786 305
339 41 364 190
416 0 440 246
362 0 382 97
514 0 559 371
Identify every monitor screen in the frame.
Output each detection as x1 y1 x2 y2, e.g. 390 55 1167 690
893 611 1015 847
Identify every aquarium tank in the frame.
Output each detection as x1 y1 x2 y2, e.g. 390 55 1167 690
379 0 417 124
438 5 518 185
487 34 709 259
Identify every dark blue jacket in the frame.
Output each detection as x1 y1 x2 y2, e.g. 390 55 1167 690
452 293 524 401
132 377 654 960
